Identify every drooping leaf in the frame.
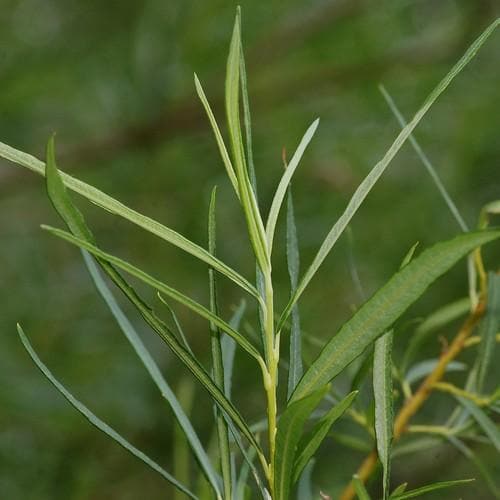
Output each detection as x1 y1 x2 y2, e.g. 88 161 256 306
286 188 303 400
82 252 220 497
390 478 474 499
278 18 500 329
373 330 393 500
43 139 263 459
352 475 372 500
293 391 358 482
291 230 500 402
194 75 239 197
207 187 232 500
455 396 500 452
266 119 319 251
274 385 329 500
0 140 259 301
43 225 262 363
475 272 500 391
16 325 197 500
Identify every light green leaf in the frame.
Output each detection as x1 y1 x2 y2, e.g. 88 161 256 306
0 142 259 301
16 325 197 500
266 118 319 252
373 330 393 500
352 475 372 500
43 140 263 459
405 359 466 386
194 74 239 197
208 187 232 500
43 225 263 364
455 396 500 452
293 391 358 482
225 7 269 272
278 18 500 329
379 85 468 232
291 230 500 402
286 188 303 400
82 252 221 497
221 300 247 399
274 386 329 500
389 483 408 498
391 479 474 499
475 272 500 391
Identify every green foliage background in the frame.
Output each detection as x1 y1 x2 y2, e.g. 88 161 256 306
1 1 499 498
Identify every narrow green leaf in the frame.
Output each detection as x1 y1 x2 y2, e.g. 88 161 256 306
405 359 466 386
16 325 197 500
389 483 408 498
82 252 221 497
475 272 500 391
274 385 329 500
455 396 500 452
373 331 394 500
194 74 239 197
221 300 246 399
352 475 372 500
43 225 263 363
278 18 500 329
379 85 468 232
401 297 470 374
291 230 500 402
293 391 358 482
43 141 263 459
266 119 319 251
400 242 419 269
286 188 303 400
208 187 232 500
157 296 194 356
225 7 269 272
0 141 259 301
391 479 474 499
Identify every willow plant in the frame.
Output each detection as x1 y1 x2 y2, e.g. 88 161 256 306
2 8 500 500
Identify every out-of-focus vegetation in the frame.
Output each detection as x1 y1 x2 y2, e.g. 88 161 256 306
1 1 499 499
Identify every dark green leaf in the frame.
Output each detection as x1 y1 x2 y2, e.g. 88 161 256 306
291 230 500 402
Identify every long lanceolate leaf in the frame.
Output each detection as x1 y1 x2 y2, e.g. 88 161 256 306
390 479 474 499
225 8 269 273
293 391 358 483
475 272 500 391
291 230 500 402
43 139 263 460
274 386 329 500
82 252 221 498
207 188 232 500
0 146 259 302
266 119 319 252
278 18 500 330
16 325 197 500
373 331 393 500
352 475 372 500
286 189 303 400
45 224 262 362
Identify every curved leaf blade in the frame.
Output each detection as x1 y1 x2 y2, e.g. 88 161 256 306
293 391 358 482
278 18 500 329
291 230 500 402
274 386 328 500
391 478 474 499
16 325 197 500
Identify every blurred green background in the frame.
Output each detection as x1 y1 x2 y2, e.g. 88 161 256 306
1 1 499 498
